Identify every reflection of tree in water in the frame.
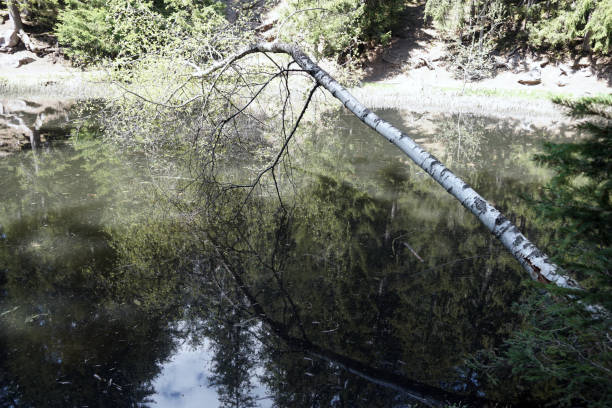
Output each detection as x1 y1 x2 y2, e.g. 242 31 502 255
432 113 484 166
106 107 560 406
168 151 537 405
0 145 184 407
342 109 575 179
200 297 258 408
0 107 563 406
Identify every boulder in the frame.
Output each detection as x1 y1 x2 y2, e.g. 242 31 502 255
0 29 19 49
574 56 590 68
493 55 508 69
14 56 36 68
413 57 434 70
518 68 542 85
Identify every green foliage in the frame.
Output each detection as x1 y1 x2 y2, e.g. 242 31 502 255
424 0 505 37
425 0 503 80
534 95 612 305
276 0 405 60
529 0 612 53
54 0 227 64
424 0 467 35
470 96 612 407
55 1 117 62
18 0 62 29
425 0 612 55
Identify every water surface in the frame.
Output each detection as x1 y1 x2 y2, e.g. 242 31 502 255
0 110 574 407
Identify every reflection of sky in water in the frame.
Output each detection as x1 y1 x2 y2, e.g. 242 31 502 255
152 342 271 408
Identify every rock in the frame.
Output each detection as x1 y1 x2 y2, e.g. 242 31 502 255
507 53 522 71
596 57 610 66
575 56 590 68
14 56 36 68
413 57 434 70
429 46 445 62
2 99 27 112
0 30 19 49
518 68 542 85
255 19 277 34
493 55 508 69
539 58 550 68
556 79 568 87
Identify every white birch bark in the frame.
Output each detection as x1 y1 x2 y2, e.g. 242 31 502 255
197 42 581 291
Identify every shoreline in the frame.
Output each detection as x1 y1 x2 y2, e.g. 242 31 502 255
1 44 610 156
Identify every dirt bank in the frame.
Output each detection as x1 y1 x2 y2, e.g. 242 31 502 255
352 2 611 125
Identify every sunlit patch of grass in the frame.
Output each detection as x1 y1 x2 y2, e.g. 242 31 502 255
436 86 609 100
361 82 401 89
349 86 570 122
0 72 113 99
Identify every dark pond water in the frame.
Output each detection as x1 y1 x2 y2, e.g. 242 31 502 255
0 109 575 407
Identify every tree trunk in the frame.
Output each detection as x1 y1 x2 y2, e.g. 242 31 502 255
195 42 582 291
7 0 23 32
2 0 34 51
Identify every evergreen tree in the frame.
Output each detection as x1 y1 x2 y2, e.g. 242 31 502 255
471 96 612 407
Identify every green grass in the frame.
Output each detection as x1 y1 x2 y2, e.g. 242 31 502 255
435 86 608 100
361 82 400 89
0 71 112 99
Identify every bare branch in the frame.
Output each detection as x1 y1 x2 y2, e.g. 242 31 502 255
192 41 580 291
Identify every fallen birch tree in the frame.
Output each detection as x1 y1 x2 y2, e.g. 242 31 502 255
187 41 582 291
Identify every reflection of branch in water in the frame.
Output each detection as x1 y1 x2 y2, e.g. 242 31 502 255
2 112 41 149
211 239 500 407
196 42 577 290
402 241 425 263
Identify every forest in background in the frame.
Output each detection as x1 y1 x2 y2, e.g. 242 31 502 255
3 0 611 64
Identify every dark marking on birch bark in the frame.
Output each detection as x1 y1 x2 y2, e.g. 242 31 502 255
462 183 471 190
495 215 508 226
360 109 372 122
373 118 382 130
513 236 524 247
525 257 551 284
495 223 512 238
528 249 544 259
473 197 487 214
